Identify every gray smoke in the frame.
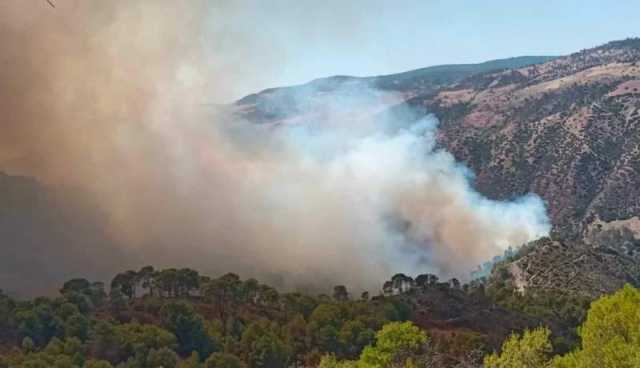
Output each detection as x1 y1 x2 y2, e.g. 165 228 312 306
0 1 549 294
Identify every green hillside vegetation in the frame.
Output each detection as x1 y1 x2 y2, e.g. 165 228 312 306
1 267 639 368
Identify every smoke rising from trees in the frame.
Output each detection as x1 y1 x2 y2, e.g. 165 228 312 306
0 1 549 294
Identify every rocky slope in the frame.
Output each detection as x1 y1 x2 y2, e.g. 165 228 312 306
426 38 640 241
236 38 640 297
421 39 640 296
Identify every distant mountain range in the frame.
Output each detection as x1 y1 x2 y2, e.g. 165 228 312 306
236 55 556 123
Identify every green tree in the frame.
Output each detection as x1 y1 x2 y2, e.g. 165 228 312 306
284 314 308 364
63 313 89 341
109 288 128 314
201 273 242 325
147 347 179 368
176 268 200 297
333 286 349 302
161 302 213 357
60 279 91 296
111 271 139 300
179 352 201 368
359 321 427 368
85 360 114 368
90 320 119 362
307 304 343 353
155 268 179 297
15 300 64 347
484 327 552 368
22 336 35 352
338 320 374 359
552 284 640 368
138 266 155 296
318 354 357 368
204 352 246 368
0 291 15 331
114 323 177 365
240 322 290 368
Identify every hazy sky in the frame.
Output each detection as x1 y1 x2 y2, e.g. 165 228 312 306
203 0 640 100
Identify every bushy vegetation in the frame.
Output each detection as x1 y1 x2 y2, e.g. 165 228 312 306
485 284 640 368
2 266 640 368
0 267 411 368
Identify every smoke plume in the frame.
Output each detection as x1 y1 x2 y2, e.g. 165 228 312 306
0 1 549 294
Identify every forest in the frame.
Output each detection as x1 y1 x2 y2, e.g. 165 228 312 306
0 266 638 367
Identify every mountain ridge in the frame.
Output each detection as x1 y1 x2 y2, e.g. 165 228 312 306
234 37 640 297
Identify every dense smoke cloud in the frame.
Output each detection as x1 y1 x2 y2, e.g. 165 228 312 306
0 1 549 294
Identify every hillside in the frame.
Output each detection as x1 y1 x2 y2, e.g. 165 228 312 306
423 38 640 296
235 56 555 124
234 38 640 297
0 266 580 368
4 38 640 367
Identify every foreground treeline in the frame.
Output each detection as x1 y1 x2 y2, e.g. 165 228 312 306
0 266 413 368
321 285 640 367
1 266 639 367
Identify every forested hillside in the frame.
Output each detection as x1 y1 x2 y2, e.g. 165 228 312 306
0 267 638 367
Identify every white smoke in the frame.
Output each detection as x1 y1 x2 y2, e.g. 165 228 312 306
193 83 551 289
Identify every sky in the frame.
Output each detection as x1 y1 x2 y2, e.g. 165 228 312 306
201 0 640 101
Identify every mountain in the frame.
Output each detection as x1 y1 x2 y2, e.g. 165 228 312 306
235 56 556 124
235 38 640 297
421 38 640 297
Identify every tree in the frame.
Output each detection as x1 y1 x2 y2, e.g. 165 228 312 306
552 284 640 368
204 352 246 368
284 314 307 365
161 302 213 357
338 320 374 359
111 271 138 300
448 278 461 290
147 347 179 368
112 323 176 366
15 300 64 347
241 279 260 304
85 360 114 368
155 268 179 298
318 354 357 368
176 268 200 297
415 274 430 289
484 327 552 368
240 321 290 368
256 285 279 308
22 336 35 352
108 288 127 315
0 291 15 331
60 279 91 296
179 352 201 368
201 273 242 325
307 304 343 353
90 320 120 363
359 321 427 368
333 286 349 301
63 313 89 341
138 266 155 296
88 282 108 308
